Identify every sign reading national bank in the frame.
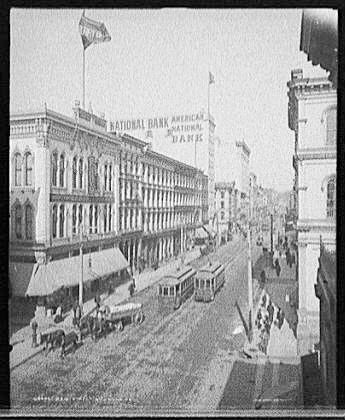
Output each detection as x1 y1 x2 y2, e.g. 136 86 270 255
109 112 205 144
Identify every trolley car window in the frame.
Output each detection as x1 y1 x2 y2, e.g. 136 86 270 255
176 284 180 292
200 279 205 288
206 280 210 288
158 285 162 295
163 287 168 296
170 286 174 296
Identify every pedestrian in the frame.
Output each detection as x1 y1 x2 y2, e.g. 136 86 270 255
275 259 281 277
260 270 266 287
54 304 62 323
72 300 78 326
31 319 38 348
291 252 296 265
128 281 135 297
267 300 274 324
95 294 101 313
75 303 81 327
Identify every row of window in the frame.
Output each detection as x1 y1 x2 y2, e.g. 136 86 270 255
52 153 113 192
52 203 113 239
14 152 33 187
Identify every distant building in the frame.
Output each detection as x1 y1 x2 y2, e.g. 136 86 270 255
235 140 251 226
215 182 235 241
287 69 336 355
315 244 336 407
249 172 258 224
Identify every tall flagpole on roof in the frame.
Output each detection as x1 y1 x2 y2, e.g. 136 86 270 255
82 9 86 109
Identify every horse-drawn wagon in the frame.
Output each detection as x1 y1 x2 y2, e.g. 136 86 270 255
101 302 144 332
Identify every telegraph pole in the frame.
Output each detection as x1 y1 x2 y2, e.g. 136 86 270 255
79 224 84 311
247 201 253 342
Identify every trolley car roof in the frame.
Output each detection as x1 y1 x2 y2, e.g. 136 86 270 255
196 262 224 280
159 266 196 287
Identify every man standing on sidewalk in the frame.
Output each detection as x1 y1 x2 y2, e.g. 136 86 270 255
31 319 38 348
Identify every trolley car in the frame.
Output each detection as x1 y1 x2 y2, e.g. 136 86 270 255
194 261 225 302
157 265 196 311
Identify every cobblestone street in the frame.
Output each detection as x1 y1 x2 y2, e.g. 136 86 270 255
11 238 264 413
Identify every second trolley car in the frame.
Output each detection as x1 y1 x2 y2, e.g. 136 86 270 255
194 261 225 302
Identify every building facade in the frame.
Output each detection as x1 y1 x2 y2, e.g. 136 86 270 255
9 105 208 302
9 104 127 302
215 182 235 241
235 140 251 227
315 244 336 407
118 134 208 275
287 69 336 355
109 111 215 221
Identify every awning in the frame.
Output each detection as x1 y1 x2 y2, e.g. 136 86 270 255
9 248 129 297
195 227 209 239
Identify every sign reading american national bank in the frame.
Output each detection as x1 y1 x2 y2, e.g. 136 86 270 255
109 112 205 143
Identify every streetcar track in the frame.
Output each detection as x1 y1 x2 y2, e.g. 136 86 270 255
12 239 251 409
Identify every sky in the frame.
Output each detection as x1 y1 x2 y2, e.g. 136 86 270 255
10 8 329 192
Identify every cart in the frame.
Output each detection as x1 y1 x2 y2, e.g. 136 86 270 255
97 302 144 333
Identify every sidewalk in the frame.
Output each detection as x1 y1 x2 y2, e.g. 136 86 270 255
10 247 201 370
219 255 302 410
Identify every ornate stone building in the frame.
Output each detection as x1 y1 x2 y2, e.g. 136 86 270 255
287 69 336 355
9 104 127 301
118 134 208 274
9 104 209 301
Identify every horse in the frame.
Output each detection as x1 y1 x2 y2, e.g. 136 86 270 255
60 331 78 358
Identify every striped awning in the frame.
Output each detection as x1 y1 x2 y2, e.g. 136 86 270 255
9 247 129 297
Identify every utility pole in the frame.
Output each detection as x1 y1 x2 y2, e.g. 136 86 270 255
79 224 84 311
247 201 253 343
270 213 274 265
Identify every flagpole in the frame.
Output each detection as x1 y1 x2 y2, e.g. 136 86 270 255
82 47 85 109
208 73 211 222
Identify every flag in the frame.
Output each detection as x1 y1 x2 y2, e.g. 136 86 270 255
209 71 215 84
79 12 111 50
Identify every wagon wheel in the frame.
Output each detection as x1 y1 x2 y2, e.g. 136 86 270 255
116 320 124 332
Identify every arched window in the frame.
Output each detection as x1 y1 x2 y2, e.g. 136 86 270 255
14 153 22 186
327 177 336 218
109 164 112 191
104 204 107 232
221 211 225 221
25 204 33 240
89 205 93 234
72 157 77 189
79 158 83 189
104 164 108 191
52 153 58 186
94 205 98 234
52 205 58 238
59 154 65 187
108 204 112 231
326 108 337 146
24 152 33 186
78 205 83 232
59 205 65 237
14 204 22 239
72 204 77 235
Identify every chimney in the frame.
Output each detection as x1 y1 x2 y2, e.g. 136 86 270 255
291 69 303 81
